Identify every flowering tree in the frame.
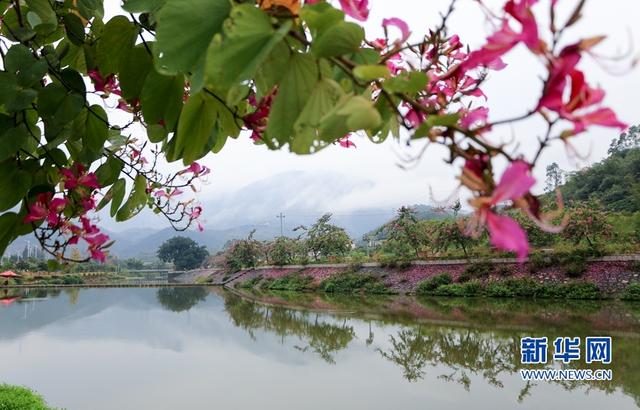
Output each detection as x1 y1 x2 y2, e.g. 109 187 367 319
376 206 428 258
0 0 628 262
295 213 351 261
562 200 612 248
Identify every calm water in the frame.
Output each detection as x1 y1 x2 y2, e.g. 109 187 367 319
0 287 639 410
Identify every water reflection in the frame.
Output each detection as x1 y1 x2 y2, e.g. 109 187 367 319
156 287 208 312
0 286 638 410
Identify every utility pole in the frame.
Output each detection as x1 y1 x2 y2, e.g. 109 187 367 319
276 212 286 237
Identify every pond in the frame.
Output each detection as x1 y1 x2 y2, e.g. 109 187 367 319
0 287 639 409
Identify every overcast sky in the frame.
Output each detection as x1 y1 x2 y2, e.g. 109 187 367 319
106 0 639 229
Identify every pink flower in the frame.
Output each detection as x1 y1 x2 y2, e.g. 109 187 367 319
459 0 542 73
153 188 183 200
339 0 369 21
88 70 121 96
24 193 68 226
460 107 489 129
490 160 535 205
538 49 627 135
485 211 530 260
189 206 203 219
179 162 211 177
382 18 410 45
467 161 535 261
60 163 100 191
337 135 356 148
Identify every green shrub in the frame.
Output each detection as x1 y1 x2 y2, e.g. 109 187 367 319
235 275 262 289
621 283 640 301
433 280 481 297
632 261 640 273
485 282 515 298
457 271 472 283
562 282 602 299
416 273 453 295
496 265 512 277
528 253 556 273
463 261 493 278
266 274 313 291
62 275 84 285
561 252 588 278
0 384 55 410
320 273 390 294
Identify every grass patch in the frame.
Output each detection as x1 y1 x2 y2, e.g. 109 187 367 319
416 273 452 295
235 275 263 289
263 274 313 292
0 384 57 410
621 283 640 301
319 273 391 294
416 277 604 300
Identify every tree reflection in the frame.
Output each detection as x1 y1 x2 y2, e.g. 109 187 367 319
224 293 355 363
156 287 208 312
228 290 640 406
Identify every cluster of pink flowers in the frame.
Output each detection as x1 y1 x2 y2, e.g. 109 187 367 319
243 91 276 142
24 163 110 262
88 69 139 114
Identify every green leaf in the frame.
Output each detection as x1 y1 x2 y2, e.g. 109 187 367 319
140 69 184 130
319 95 382 140
109 178 127 217
96 16 137 75
175 92 218 164
147 123 168 143
266 53 319 144
119 45 153 100
155 0 230 75
38 83 84 126
353 65 390 82
206 5 292 100
413 114 460 139
60 68 86 94
0 212 20 257
291 78 345 154
62 13 85 46
122 0 166 13
95 154 124 190
77 0 104 20
116 174 147 221
0 160 32 212
383 71 428 94
0 73 38 112
300 3 344 33
254 41 290 98
4 44 48 88
0 124 29 161
25 0 58 34
312 22 364 59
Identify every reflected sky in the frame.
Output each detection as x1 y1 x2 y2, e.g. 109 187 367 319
0 287 638 410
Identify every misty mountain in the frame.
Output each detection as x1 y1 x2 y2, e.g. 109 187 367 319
4 171 445 260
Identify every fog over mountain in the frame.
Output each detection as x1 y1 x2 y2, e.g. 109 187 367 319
8 171 446 259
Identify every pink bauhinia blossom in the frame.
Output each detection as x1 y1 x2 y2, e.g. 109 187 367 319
88 70 121 96
339 0 369 21
60 163 100 191
382 18 410 45
466 160 536 261
337 135 356 148
153 188 183 200
179 162 211 177
24 193 68 226
460 107 490 129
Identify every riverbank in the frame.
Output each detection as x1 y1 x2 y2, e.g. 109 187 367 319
193 255 640 299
